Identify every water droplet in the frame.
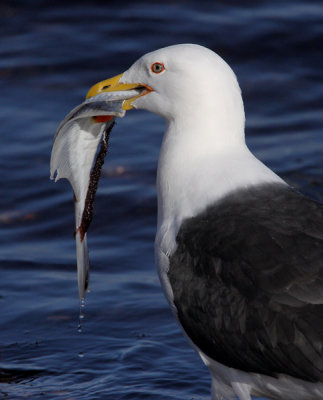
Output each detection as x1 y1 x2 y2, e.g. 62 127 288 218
78 352 84 358
77 298 86 333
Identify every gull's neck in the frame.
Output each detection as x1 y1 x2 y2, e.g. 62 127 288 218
156 116 284 255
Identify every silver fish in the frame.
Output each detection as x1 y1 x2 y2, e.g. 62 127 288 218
50 90 141 301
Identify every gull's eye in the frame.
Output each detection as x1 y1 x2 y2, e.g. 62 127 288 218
151 62 165 74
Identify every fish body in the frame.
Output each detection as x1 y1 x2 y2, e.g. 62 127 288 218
50 90 140 299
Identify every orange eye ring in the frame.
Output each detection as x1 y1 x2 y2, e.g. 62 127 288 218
151 62 165 74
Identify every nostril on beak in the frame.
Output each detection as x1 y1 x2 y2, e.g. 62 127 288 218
102 85 111 90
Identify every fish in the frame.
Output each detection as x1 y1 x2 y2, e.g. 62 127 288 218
50 90 142 301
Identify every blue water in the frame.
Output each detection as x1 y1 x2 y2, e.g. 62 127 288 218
0 1 322 399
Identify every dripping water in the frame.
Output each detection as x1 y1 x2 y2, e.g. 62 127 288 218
77 298 86 333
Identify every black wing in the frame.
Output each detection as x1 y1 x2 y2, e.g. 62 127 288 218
168 183 323 382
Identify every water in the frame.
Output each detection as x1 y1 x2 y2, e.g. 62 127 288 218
0 1 322 399
78 299 86 333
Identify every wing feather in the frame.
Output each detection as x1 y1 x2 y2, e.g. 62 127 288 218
168 184 323 382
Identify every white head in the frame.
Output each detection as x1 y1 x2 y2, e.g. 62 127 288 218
87 44 246 146
126 45 241 112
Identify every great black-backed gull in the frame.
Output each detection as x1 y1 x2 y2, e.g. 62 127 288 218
86 44 323 400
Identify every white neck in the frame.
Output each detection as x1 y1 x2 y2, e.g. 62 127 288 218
155 117 284 256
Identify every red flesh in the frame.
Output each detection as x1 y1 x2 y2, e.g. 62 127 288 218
93 115 114 123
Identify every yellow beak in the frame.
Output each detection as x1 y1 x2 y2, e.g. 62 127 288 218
86 73 152 111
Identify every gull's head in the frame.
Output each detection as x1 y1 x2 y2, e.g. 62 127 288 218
87 44 245 131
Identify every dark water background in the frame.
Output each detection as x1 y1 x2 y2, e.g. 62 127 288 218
1 1 323 399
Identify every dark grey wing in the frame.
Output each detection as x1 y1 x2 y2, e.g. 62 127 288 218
168 184 323 382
